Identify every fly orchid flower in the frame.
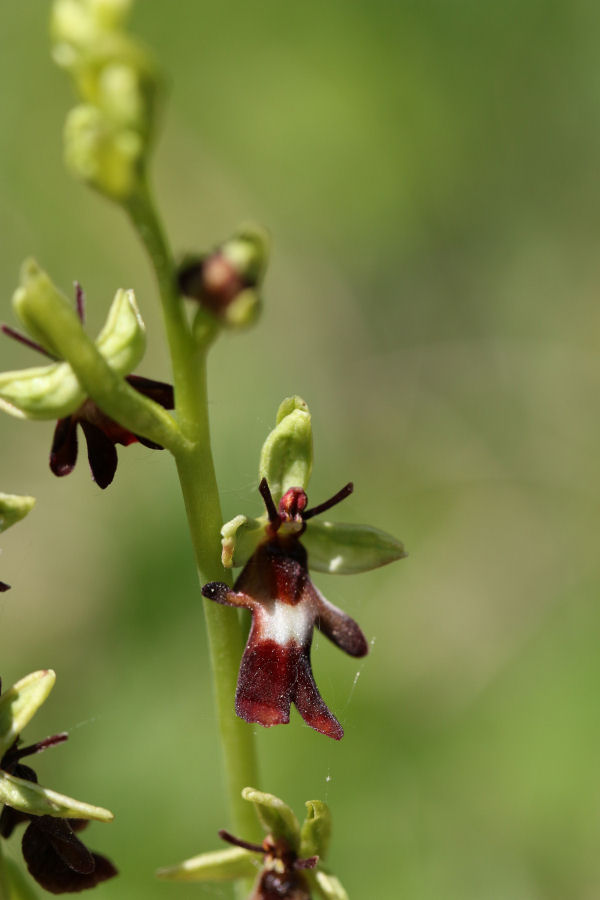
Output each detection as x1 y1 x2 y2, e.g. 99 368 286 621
158 787 349 900
0 492 35 592
203 397 406 740
0 671 116 894
0 262 174 488
178 225 269 334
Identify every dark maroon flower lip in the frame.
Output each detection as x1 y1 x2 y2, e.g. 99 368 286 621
2 283 175 489
202 479 368 740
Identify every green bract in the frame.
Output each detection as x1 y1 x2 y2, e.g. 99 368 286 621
222 395 405 576
0 670 113 823
0 261 146 421
157 787 348 899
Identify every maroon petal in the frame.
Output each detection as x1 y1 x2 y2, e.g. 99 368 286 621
50 417 78 478
80 420 118 489
22 818 117 894
290 645 344 741
125 375 174 409
312 589 369 658
30 817 95 874
0 581 10 592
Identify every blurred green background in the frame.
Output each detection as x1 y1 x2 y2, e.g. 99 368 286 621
1 1 599 898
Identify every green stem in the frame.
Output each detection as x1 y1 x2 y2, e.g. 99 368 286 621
0 836 9 900
126 181 260 848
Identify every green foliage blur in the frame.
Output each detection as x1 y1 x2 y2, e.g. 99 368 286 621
1 2 598 897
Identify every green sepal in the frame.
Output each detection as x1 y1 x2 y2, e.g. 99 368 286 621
221 514 266 569
311 869 349 900
156 847 257 883
0 670 56 759
95 288 146 374
303 520 406 574
242 786 300 853
4 856 41 900
300 800 332 860
0 493 35 534
0 361 85 421
0 770 113 822
13 260 71 357
223 288 261 329
259 396 313 505
221 225 270 287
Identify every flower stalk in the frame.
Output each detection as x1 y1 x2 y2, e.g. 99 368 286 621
126 179 261 851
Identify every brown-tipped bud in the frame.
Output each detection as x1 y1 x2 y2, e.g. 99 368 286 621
177 225 269 331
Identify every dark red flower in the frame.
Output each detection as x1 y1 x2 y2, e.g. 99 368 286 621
2 284 174 489
202 479 368 741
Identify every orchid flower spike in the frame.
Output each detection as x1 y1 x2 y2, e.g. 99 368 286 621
203 397 406 740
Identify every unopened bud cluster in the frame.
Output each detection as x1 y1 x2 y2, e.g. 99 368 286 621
51 0 160 199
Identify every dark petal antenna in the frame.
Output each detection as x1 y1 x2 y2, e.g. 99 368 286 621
74 282 85 323
302 482 353 520
1 325 58 361
218 829 265 855
258 477 281 528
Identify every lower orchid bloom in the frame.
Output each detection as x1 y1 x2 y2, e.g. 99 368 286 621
158 787 349 900
203 395 406 741
0 671 116 894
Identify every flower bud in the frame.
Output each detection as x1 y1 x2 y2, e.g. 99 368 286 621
179 225 269 333
0 493 36 535
64 103 144 200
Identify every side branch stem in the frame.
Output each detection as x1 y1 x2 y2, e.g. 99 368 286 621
126 182 260 848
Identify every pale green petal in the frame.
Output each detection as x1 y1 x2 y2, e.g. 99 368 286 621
303 520 406 574
0 361 84 420
95 287 146 374
0 493 35 534
0 771 113 822
312 870 349 900
0 670 56 759
300 800 332 860
157 847 257 882
259 396 313 504
242 786 300 852
221 514 266 568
